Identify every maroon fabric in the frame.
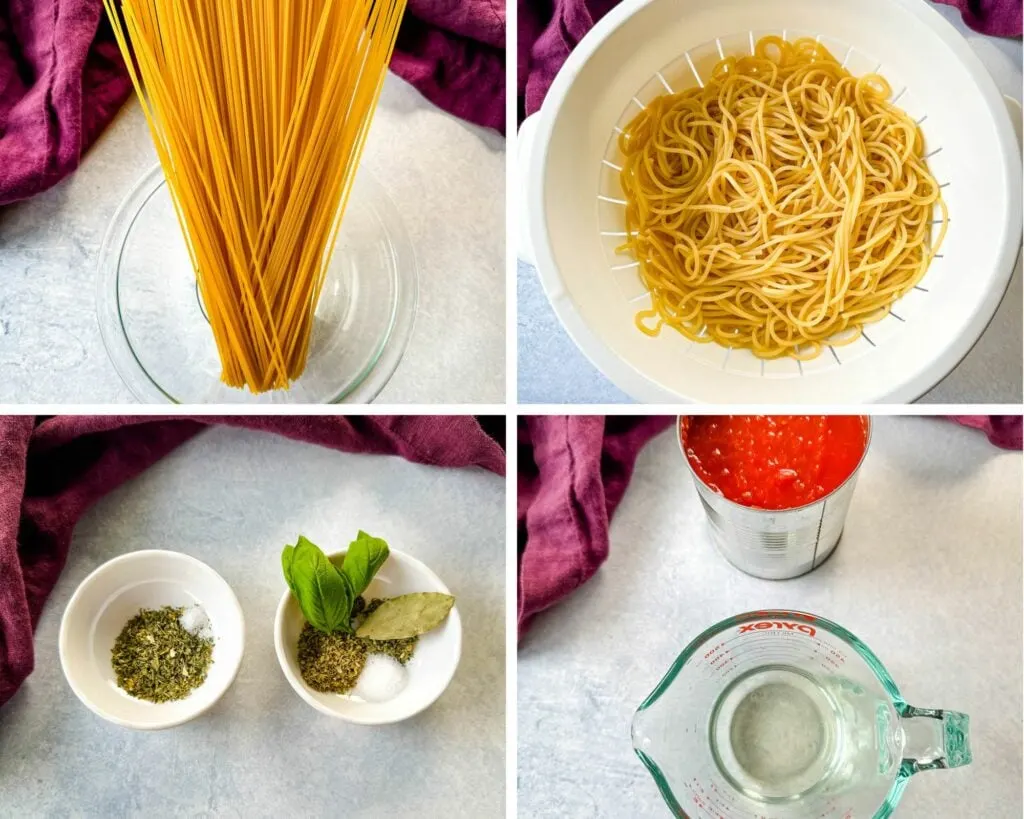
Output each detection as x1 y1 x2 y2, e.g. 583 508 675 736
933 0 1023 36
0 416 504 708
950 415 1023 449
520 0 1022 120
517 415 1020 638
0 1 505 207
517 415 672 637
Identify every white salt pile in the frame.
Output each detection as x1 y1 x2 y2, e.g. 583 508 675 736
178 605 213 639
353 654 408 702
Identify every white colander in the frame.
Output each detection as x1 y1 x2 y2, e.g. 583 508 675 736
519 0 1023 403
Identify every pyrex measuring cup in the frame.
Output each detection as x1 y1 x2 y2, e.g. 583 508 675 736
632 610 971 818
678 417 871 580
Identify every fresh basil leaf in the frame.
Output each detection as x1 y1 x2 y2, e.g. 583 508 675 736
290 536 353 633
340 531 390 599
355 592 455 640
281 544 298 597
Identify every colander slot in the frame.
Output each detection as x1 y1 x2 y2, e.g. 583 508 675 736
761 357 802 379
684 52 703 88
799 349 841 375
655 71 673 93
854 314 903 348
843 47 877 76
610 266 650 301
890 288 929 322
824 335 876 365
723 348 769 376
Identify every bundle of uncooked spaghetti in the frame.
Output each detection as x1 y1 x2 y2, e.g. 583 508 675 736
103 0 407 392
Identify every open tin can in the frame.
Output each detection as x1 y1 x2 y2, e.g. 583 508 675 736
677 416 872 580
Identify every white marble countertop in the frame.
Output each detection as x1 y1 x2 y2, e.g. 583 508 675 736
517 4 1023 404
0 75 505 404
0 426 505 817
518 416 1022 817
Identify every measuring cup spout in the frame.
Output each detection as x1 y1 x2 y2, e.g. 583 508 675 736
898 706 972 775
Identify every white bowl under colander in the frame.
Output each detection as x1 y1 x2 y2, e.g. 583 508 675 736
521 0 1023 404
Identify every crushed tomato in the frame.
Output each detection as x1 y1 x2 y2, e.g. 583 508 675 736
681 415 867 510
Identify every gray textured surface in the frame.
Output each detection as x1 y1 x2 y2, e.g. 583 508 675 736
518 416 1023 818
517 4 1023 405
0 75 505 404
0 426 505 817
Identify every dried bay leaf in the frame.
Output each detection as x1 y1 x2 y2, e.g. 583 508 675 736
355 593 455 640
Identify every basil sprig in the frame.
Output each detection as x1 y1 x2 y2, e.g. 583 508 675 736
282 532 390 633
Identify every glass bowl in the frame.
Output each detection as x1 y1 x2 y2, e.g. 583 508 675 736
97 165 417 403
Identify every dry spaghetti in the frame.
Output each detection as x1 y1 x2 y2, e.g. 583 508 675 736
103 0 407 392
618 36 947 360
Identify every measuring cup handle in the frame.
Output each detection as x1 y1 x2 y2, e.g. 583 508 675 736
898 706 972 774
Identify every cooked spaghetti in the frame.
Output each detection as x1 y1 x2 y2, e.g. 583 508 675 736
618 36 947 360
103 0 407 391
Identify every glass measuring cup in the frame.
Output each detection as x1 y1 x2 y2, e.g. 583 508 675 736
632 610 970 818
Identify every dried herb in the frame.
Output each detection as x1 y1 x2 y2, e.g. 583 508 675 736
360 598 417 664
111 606 214 703
356 592 455 640
297 624 368 693
297 597 417 693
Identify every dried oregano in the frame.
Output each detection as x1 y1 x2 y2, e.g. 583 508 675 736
111 606 213 703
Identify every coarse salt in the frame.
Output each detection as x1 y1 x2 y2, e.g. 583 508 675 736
178 605 212 639
353 654 407 702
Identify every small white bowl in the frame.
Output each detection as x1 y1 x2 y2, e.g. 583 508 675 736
274 548 461 724
59 550 245 730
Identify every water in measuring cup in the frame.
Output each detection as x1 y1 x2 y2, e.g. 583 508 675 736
709 664 895 804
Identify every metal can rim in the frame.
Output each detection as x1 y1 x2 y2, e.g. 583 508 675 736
675 414 874 514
